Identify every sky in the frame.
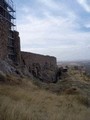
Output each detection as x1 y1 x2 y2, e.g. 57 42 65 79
14 0 90 61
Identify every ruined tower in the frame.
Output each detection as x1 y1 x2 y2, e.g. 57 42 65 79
0 0 21 64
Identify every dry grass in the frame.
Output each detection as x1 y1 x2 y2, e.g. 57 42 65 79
69 68 90 83
0 72 90 120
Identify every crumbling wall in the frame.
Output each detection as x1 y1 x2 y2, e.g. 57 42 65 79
21 52 57 82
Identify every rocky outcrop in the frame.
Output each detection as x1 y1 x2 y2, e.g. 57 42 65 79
0 60 16 74
0 60 32 78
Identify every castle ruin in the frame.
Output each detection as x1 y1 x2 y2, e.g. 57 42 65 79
0 0 57 82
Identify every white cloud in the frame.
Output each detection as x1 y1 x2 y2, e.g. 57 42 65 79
21 6 30 13
38 0 62 10
85 23 90 28
17 12 90 61
77 0 90 12
16 0 90 61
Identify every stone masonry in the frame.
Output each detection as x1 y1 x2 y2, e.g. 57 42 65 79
0 19 8 60
13 31 21 65
0 18 21 64
21 52 57 82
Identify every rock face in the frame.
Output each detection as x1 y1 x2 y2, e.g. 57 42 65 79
0 60 16 74
0 59 33 79
21 52 57 83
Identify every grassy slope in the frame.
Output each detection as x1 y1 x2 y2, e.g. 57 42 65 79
0 69 90 120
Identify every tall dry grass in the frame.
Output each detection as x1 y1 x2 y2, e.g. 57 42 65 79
0 75 90 120
69 68 90 82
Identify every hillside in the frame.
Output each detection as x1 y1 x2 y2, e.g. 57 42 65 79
0 67 90 120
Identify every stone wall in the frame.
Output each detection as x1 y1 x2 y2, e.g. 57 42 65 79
21 52 57 82
0 18 21 64
13 31 21 65
0 18 8 60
